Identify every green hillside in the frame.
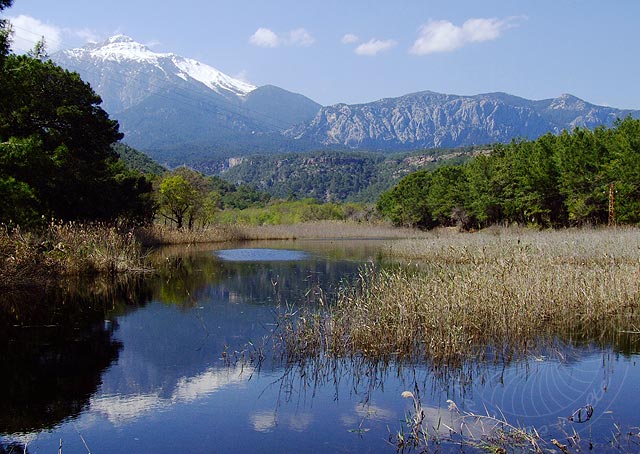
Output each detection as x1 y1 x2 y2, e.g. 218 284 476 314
219 147 486 203
113 143 166 175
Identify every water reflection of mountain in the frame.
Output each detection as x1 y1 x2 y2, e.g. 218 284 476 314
99 254 362 399
0 277 150 435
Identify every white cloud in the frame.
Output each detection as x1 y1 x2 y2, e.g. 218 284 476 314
143 39 162 49
7 15 102 53
288 28 314 47
7 15 63 52
249 27 315 48
410 17 517 55
249 27 279 48
70 27 100 44
341 33 360 44
355 38 397 56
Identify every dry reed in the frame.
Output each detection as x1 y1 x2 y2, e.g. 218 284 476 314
238 220 433 240
134 224 249 245
280 227 640 367
1 221 149 289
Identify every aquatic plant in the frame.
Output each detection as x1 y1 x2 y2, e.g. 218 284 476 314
134 223 249 245
279 226 640 368
1 221 150 289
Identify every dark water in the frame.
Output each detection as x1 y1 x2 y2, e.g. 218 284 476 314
1 240 639 453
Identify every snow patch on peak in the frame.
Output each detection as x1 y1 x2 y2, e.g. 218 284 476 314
93 41 169 64
172 57 256 96
60 35 255 98
67 35 173 64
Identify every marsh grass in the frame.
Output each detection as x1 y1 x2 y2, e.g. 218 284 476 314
134 223 249 245
135 220 432 244
238 221 433 240
1 222 149 289
280 227 640 367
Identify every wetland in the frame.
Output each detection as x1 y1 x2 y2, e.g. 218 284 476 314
1 230 639 453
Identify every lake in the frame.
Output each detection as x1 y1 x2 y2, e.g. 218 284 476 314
1 240 639 453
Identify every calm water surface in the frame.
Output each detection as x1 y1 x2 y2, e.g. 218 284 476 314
1 240 638 453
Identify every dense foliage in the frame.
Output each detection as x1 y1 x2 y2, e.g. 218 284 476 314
378 118 640 229
220 147 480 203
0 7 154 227
156 167 270 229
215 198 375 226
112 143 166 176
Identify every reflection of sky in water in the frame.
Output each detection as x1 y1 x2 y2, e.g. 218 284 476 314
250 410 313 433
215 248 309 262
2 242 639 454
90 364 252 426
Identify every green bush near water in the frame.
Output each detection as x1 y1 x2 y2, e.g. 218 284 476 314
215 199 376 225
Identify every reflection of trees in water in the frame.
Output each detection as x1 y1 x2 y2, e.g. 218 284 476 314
0 441 28 454
150 250 360 309
0 275 151 436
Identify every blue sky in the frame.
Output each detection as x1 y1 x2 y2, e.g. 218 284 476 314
5 0 640 108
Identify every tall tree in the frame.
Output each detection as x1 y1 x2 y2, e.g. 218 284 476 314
0 0 13 60
554 127 609 225
426 166 468 227
603 117 640 224
377 170 434 228
158 174 197 229
0 50 154 225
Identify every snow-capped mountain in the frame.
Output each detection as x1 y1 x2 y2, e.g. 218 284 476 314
57 34 255 113
53 35 639 167
53 35 321 161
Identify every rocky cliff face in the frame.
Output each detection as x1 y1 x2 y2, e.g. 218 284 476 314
287 91 639 150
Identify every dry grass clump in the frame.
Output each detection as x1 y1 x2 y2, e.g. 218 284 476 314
239 221 434 240
135 220 434 244
280 227 640 366
1 222 148 289
134 224 249 245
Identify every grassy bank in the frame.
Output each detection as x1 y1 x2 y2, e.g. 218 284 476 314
0 222 148 289
137 220 432 243
134 224 250 245
237 220 433 240
280 227 640 366
214 199 377 226
1 220 428 288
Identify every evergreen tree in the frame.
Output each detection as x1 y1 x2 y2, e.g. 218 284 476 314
0 51 154 225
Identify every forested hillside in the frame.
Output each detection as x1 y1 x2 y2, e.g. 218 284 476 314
220 147 485 203
113 143 166 175
378 118 640 229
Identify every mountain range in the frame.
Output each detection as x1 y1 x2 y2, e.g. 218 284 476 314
53 36 640 169
53 35 320 163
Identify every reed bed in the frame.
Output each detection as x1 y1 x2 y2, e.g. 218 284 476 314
280 227 640 367
134 223 249 245
237 220 433 240
1 222 148 289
